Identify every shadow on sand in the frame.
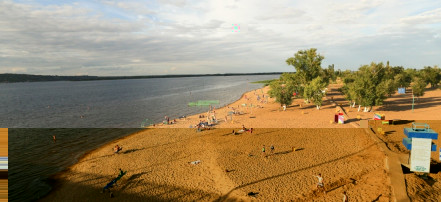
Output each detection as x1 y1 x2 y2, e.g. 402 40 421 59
214 143 378 202
41 170 229 202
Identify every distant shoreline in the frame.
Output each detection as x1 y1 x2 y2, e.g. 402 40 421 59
0 72 283 83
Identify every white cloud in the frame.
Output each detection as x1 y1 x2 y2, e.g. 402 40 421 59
0 0 440 76
401 7 441 24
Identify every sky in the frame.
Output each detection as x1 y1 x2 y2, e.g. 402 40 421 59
0 0 440 76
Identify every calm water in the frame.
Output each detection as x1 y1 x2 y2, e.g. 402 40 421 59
1 75 277 128
5 75 279 202
8 128 144 202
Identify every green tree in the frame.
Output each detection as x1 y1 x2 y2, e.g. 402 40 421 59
303 83 313 104
405 68 418 79
281 72 304 97
341 82 360 108
411 77 426 99
309 77 327 109
394 71 412 88
383 79 396 97
391 66 405 75
268 80 295 107
344 62 390 112
323 64 336 83
421 66 441 88
286 48 324 84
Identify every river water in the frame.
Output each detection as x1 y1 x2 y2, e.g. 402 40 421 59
4 74 279 201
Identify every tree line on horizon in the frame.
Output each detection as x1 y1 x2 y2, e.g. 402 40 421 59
0 72 283 83
268 48 441 112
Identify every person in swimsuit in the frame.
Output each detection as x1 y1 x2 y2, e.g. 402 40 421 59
313 173 325 193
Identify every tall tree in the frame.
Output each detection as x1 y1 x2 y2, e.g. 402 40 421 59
268 80 295 107
341 82 359 108
412 77 427 99
394 71 412 88
286 48 324 84
383 79 396 97
349 62 389 112
421 66 441 88
324 64 337 83
309 77 327 109
281 72 304 97
303 83 313 104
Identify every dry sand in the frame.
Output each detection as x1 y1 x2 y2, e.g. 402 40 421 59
338 86 441 122
0 128 7 156
153 84 441 129
369 120 441 201
40 83 441 201
0 128 7 202
153 84 354 129
42 128 390 201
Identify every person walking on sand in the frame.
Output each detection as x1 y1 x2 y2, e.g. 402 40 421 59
270 145 274 154
342 191 348 202
262 145 266 157
313 173 326 193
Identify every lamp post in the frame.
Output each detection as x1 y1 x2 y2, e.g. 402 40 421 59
412 89 414 112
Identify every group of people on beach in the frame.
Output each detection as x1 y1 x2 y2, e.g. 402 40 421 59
231 125 253 135
261 144 275 157
163 116 178 125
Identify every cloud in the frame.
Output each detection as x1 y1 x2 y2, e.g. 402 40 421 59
5 67 27 73
401 7 441 24
0 0 440 76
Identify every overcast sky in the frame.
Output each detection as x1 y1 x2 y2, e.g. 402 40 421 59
1 0 440 76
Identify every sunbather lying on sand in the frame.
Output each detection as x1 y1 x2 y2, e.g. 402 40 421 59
189 160 201 165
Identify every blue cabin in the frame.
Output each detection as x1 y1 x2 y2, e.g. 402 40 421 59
402 123 439 152
402 138 437 151
403 123 438 140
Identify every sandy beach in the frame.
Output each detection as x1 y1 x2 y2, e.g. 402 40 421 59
39 83 441 201
41 128 390 201
0 128 8 202
11 80 441 202
153 83 441 129
153 84 354 129
368 120 441 201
